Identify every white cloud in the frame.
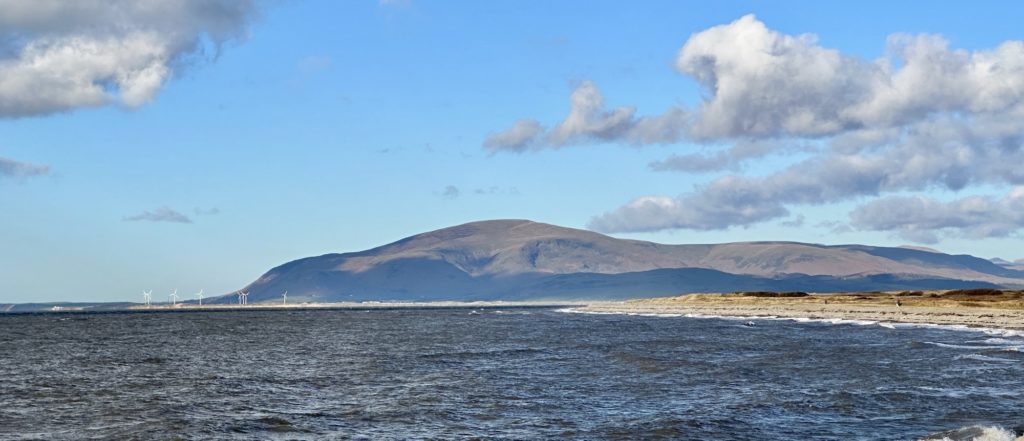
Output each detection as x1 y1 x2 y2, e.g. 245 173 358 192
483 120 544 153
506 14 1024 237
0 0 259 118
850 189 1024 243
588 181 790 233
492 14 1024 147
0 156 50 179
677 14 876 139
546 80 637 145
484 81 689 152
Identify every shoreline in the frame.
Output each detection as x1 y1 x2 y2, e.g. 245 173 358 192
577 296 1024 331
128 300 588 311
4 300 588 314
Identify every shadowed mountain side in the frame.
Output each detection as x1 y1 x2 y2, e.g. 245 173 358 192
209 257 1000 304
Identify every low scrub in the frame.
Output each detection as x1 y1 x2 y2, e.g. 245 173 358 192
736 291 809 298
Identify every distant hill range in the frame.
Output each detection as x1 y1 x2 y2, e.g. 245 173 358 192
209 219 1024 303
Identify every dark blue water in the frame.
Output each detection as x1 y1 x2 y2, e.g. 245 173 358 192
1 307 1022 440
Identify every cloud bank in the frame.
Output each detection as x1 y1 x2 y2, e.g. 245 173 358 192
850 189 1024 244
485 15 1024 242
0 0 259 118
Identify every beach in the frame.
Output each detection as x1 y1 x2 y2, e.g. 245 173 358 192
578 290 1024 331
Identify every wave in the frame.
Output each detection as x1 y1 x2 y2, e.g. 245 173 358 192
924 341 1023 352
918 424 1019 441
953 353 1017 363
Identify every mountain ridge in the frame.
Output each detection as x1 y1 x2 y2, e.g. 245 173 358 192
217 219 1023 303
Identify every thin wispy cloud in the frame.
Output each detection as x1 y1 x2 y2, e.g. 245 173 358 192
440 185 460 199
194 207 220 216
0 156 49 179
123 207 193 224
474 186 520 196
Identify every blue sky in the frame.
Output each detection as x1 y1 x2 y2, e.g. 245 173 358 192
3 1 1024 302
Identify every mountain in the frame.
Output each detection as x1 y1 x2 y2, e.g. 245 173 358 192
217 220 1023 303
992 257 1024 271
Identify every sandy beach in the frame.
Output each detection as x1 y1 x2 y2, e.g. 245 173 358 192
578 290 1024 331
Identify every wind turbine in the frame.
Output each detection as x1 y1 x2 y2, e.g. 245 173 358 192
196 289 204 306
142 290 152 308
282 290 287 306
237 291 244 305
169 289 179 306
241 291 249 305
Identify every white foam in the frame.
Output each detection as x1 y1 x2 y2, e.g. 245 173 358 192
924 341 1024 353
919 425 1018 441
925 341 993 350
954 353 1016 363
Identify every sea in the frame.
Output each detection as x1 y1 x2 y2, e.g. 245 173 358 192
1 306 1022 440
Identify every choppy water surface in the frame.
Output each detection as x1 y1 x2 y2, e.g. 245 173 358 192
1 307 1023 440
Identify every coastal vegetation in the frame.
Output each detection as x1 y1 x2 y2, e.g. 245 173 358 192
637 289 1024 310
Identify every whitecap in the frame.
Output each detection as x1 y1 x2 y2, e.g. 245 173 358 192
918 424 1017 441
953 353 1016 363
555 308 1024 340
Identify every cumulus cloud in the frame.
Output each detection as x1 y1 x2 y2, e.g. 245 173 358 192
597 111 1024 233
483 120 544 153
494 14 1024 151
588 182 790 233
677 15 876 139
0 0 259 118
850 189 1024 243
547 80 637 145
0 156 50 179
683 19 1024 138
552 14 1024 237
123 207 192 223
484 81 689 152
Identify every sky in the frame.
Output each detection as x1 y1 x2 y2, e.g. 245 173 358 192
3 0 1024 303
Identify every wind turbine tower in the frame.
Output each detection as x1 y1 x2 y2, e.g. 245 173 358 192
196 289 204 306
169 289 179 306
241 291 249 305
282 290 287 306
143 290 152 308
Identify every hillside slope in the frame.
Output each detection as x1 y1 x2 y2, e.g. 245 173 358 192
214 220 1020 303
